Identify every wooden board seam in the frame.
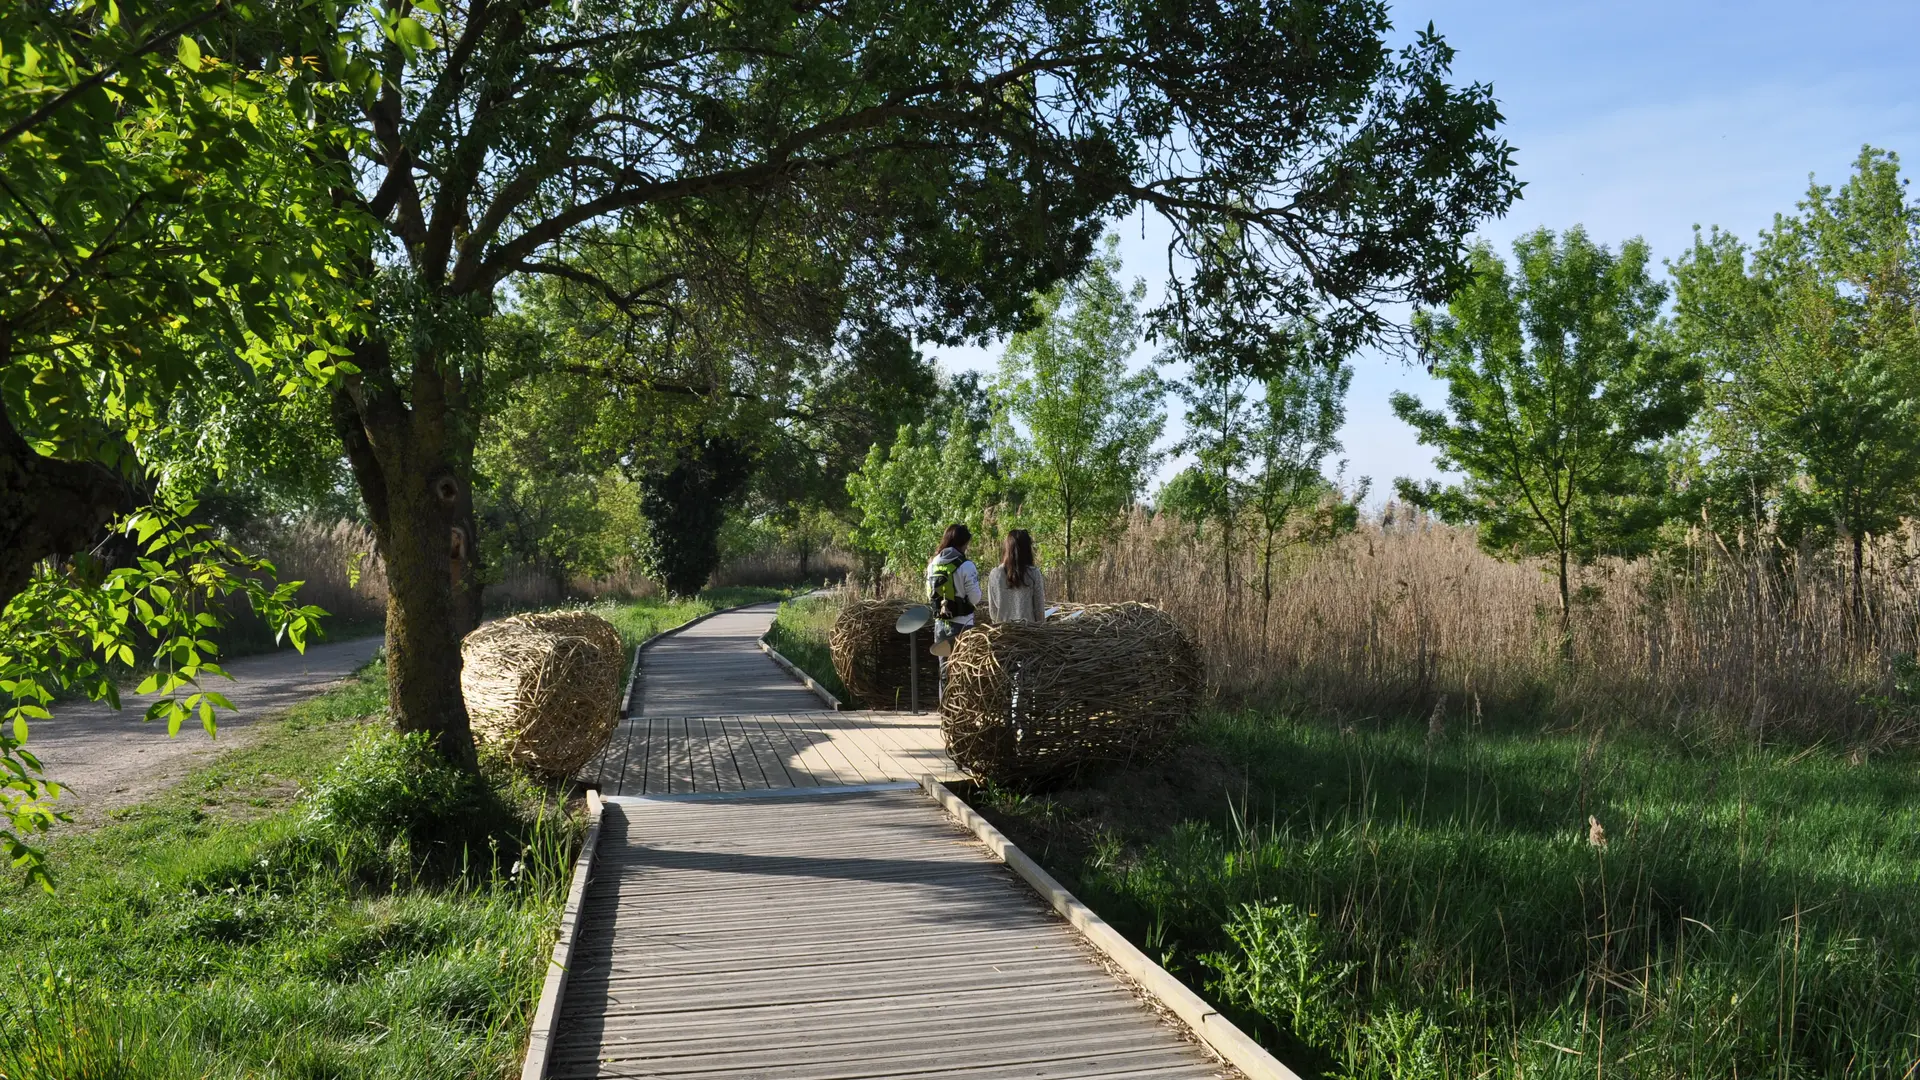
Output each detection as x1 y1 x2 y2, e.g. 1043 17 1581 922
520 788 605 1080
918 776 1305 1080
604 780 919 805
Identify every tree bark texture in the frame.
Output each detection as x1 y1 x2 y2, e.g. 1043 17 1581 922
333 340 483 770
0 401 124 610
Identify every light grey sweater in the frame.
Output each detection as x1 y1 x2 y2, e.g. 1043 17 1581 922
985 565 1047 623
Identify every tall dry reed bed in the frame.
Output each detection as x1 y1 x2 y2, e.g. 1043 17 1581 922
1074 512 1920 746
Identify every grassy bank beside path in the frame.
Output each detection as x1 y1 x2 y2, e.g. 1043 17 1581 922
766 592 856 707
978 712 1920 1079
1 672 581 1077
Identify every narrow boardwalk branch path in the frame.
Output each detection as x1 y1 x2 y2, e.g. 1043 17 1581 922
632 604 826 717
582 602 954 796
551 600 1231 1079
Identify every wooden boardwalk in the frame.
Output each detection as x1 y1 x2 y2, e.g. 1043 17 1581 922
581 712 957 795
547 601 1236 1079
550 788 1229 1079
634 603 826 717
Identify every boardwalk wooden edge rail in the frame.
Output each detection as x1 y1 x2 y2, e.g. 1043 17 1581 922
520 788 605 1080
758 634 847 711
919 775 1308 1080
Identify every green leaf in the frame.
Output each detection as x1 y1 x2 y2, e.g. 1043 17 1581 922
176 34 203 70
392 16 433 49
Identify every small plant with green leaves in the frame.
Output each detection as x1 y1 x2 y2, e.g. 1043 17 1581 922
2 507 323 888
1202 902 1354 1050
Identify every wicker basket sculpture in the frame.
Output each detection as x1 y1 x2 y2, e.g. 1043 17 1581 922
460 610 626 778
940 602 1203 786
829 599 935 710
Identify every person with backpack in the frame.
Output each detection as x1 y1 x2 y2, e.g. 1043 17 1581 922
925 523 983 662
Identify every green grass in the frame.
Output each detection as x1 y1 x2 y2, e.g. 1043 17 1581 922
766 593 856 706
977 711 1920 1079
591 586 794 648
0 660 580 1080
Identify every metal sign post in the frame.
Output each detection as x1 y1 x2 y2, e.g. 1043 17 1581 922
895 605 932 713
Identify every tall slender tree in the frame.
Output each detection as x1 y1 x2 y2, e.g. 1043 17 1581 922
996 241 1166 597
1248 362 1358 647
1393 228 1701 659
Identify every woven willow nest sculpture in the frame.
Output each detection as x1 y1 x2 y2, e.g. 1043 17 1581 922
460 610 626 778
829 599 934 709
941 602 1203 786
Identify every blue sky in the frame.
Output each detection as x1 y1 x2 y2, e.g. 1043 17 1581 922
931 0 1920 499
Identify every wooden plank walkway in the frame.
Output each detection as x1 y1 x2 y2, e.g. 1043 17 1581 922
634 603 825 717
550 600 1234 1078
581 712 958 795
550 787 1231 1079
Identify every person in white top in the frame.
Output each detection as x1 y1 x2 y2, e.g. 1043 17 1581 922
925 523 983 658
985 528 1046 623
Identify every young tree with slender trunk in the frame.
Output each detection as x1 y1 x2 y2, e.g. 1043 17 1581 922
1249 362 1358 649
996 243 1166 599
1174 364 1256 600
1393 228 1701 661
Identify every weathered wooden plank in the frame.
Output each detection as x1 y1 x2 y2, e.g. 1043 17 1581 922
696 715 727 792
750 714 827 786
549 993 1145 1056
771 712 868 784
713 716 767 789
806 711 898 780
549 790 1226 1080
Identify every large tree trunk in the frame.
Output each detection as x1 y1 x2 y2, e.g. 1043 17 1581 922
0 400 124 610
333 342 484 770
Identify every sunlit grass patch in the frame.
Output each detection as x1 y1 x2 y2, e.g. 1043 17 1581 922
981 712 1920 1078
766 592 855 705
1 658 580 1080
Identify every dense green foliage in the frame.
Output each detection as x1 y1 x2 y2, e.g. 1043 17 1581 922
1392 228 1703 653
982 711 1920 1079
633 437 758 598
846 405 997 581
0 661 576 1077
1671 148 1920 616
1 509 323 887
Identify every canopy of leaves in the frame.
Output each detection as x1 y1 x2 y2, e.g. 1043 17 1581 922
846 405 997 580
1392 228 1701 574
1671 147 1920 549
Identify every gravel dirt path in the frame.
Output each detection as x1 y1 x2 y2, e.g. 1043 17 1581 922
28 636 384 825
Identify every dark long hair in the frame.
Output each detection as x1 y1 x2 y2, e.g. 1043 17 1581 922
1000 529 1034 588
934 522 971 556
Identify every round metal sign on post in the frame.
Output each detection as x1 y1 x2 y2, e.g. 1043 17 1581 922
895 605 933 713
